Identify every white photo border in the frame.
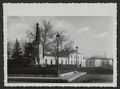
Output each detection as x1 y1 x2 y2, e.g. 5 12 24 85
3 3 117 87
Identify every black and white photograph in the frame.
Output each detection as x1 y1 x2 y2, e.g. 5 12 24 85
3 3 117 87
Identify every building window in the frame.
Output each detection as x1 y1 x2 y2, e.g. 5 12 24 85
74 56 76 59
103 62 105 66
65 60 67 65
51 59 52 65
79 64 81 67
61 60 63 65
89 61 92 66
45 59 47 65
74 60 76 65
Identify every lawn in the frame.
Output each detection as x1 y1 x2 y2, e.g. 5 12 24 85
72 74 113 83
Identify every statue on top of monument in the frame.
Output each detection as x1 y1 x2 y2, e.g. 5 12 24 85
35 23 41 43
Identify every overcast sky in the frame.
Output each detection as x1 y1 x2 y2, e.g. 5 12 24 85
7 16 115 58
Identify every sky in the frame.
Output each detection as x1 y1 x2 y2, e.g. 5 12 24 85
7 16 115 58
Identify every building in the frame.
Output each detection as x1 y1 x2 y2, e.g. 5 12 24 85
84 57 113 67
85 57 95 67
43 50 84 66
81 59 86 67
31 23 113 68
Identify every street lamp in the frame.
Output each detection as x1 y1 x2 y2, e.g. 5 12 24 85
56 33 60 77
76 46 78 68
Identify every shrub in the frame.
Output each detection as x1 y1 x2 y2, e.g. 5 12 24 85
8 66 58 76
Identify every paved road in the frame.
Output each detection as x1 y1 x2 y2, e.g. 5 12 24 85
8 72 86 83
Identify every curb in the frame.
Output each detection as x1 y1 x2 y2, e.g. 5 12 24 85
60 71 78 77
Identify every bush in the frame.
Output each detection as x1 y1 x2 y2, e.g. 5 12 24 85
8 66 58 76
8 57 32 68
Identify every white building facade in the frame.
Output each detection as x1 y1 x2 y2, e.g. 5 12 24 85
42 51 84 66
82 57 113 67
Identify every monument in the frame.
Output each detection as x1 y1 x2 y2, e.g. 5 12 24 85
33 23 44 66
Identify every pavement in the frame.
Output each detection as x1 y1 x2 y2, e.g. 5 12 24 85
60 72 86 82
8 71 87 82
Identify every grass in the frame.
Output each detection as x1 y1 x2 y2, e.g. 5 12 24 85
72 74 113 83
59 66 113 74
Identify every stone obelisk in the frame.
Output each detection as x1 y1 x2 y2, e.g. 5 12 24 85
33 23 43 65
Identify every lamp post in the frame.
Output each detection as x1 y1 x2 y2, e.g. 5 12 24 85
56 33 60 77
76 46 78 68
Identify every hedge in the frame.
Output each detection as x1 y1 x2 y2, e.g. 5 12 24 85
8 66 58 76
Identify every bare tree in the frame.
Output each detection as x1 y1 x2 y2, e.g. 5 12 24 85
63 40 74 52
25 20 74 62
26 24 36 42
47 32 70 63
41 20 56 58
26 20 56 57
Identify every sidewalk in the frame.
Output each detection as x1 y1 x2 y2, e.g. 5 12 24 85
8 72 87 82
60 72 86 82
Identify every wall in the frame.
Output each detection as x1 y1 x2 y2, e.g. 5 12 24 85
83 58 113 67
69 53 83 66
101 60 110 67
85 59 95 67
95 59 101 67
81 60 86 67
44 56 56 65
43 53 84 66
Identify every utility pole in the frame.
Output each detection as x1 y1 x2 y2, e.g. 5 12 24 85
76 46 78 68
56 33 60 77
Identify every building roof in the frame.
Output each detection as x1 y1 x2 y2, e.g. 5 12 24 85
87 57 111 60
44 50 83 58
68 50 83 55
44 52 69 58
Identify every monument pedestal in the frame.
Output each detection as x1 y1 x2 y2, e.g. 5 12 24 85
33 44 44 66
33 23 44 66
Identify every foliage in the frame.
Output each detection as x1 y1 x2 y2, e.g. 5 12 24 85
11 39 22 60
8 57 32 68
7 40 14 58
8 66 58 76
26 20 74 58
23 42 33 57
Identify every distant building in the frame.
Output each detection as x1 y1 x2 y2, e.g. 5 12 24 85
83 57 113 67
81 59 86 67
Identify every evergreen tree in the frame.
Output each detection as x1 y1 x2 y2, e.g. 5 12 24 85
11 39 22 60
23 42 33 57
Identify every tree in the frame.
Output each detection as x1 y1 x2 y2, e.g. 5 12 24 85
7 40 14 59
63 40 74 52
26 20 56 57
41 20 56 58
25 20 75 64
23 42 33 57
11 39 22 60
